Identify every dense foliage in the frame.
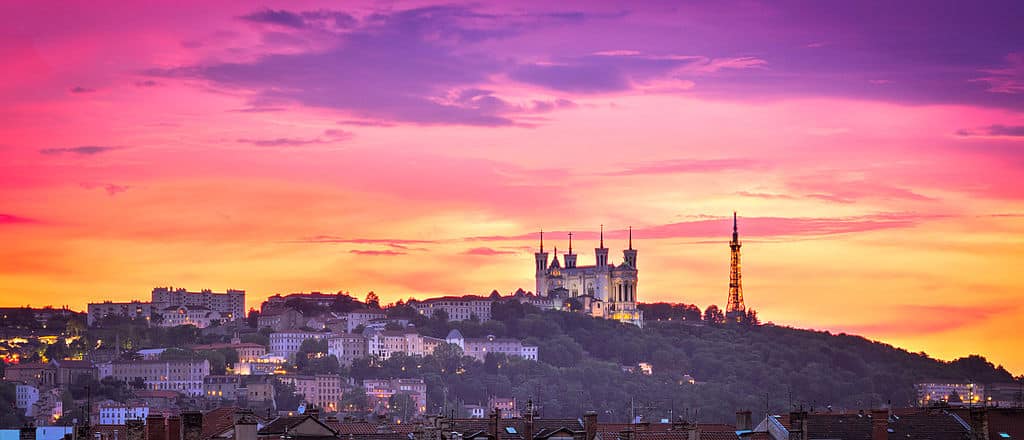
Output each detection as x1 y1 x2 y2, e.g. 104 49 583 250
350 301 1015 424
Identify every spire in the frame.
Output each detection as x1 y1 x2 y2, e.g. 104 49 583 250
568 232 573 254
540 229 544 252
733 212 737 233
628 226 633 250
732 212 739 243
600 224 604 248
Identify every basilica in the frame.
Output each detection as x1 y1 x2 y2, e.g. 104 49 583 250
533 226 644 327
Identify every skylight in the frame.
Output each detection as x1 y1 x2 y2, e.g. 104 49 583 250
506 427 518 434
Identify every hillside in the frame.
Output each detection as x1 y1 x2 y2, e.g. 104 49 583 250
365 300 1017 424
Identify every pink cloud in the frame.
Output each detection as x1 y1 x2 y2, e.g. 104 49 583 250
461 247 515 256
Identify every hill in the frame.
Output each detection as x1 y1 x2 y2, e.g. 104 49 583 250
363 300 1017 423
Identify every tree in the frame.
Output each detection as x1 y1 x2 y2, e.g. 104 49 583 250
388 392 416 422
703 305 725 324
340 388 369 411
274 380 303 411
365 292 381 309
246 308 260 328
129 377 147 390
743 309 760 326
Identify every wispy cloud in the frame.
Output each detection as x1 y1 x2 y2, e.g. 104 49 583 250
0 214 36 225
349 249 407 256
601 158 761 176
461 247 515 256
69 86 96 94
80 183 131 196
39 146 120 156
956 124 1024 138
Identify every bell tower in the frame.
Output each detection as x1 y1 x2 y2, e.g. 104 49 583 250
564 232 578 268
534 230 549 295
623 226 637 268
595 224 609 267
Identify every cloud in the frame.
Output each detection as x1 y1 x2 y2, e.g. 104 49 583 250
0 214 35 225
349 249 407 256
69 86 96 93
80 183 131 196
293 236 438 245
972 53 1024 94
784 174 934 203
601 158 762 176
150 6 618 125
461 247 515 256
39 146 119 156
467 213 929 243
735 191 797 200
956 124 1024 137
835 304 1010 337
237 129 352 147
229 107 288 113
134 80 159 87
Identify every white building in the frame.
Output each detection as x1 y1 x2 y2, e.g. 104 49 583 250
343 309 388 332
86 301 154 326
110 359 210 397
151 287 245 322
96 362 113 379
364 329 444 360
412 296 493 322
15 384 39 417
445 330 538 362
98 403 149 425
915 381 985 406
157 305 223 328
269 330 329 361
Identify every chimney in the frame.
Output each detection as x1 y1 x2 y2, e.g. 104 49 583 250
524 400 535 440
736 411 752 431
969 408 989 440
127 419 146 440
146 415 167 440
584 411 598 440
306 405 320 420
233 410 258 440
20 423 36 440
167 416 181 440
490 408 501 439
788 412 808 440
181 411 203 440
871 410 888 440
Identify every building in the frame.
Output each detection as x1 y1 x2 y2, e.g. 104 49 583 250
15 383 39 417
51 358 96 385
157 305 223 328
190 335 267 361
343 309 388 333
3 362 57 387
915 381 986 406
533 227 642 327
234 354 287 376
269 330 329 361
463 404 486 419
488 397 519 418
446 330 539 362
110 359 210 397
87 301 154 326
257 308 304 332
204 375 242 401
151 287 245 322
752 408 977 440
363 378 427 415
412 296 493 322
327 333 367 367
31 388 63 425
98 403 150 425
278 374 343 412
364 328 445 360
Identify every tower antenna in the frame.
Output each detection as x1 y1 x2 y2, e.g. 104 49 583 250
726 212 746 322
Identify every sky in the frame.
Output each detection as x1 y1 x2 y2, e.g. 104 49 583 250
1 1 1023 374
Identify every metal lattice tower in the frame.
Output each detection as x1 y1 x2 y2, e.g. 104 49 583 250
726 212 746 321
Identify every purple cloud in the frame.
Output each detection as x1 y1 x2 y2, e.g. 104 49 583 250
39 146 119 156
956 124 1024 137
70 86 96 94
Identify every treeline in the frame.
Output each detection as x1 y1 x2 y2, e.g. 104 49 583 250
354 301 1016 423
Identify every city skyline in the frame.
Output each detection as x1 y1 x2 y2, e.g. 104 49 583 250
1 0 1023 379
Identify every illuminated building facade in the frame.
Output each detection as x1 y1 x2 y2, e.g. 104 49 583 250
534 227 643 327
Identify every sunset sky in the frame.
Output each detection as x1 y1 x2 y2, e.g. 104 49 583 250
1 1 1023 374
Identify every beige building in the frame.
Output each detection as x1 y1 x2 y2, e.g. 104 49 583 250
111 359 210 397
445 330 538 362
364 329 444 360
411 296 492 321
278 374 343 412
327 334 367 367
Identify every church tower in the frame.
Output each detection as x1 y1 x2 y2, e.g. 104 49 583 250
623 226 637 268
534 231 549 295
725 213 746 322
595 225 609 267
564 232 578 268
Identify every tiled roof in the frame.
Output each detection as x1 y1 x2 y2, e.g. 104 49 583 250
203 406 241 439
778 409 971 440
